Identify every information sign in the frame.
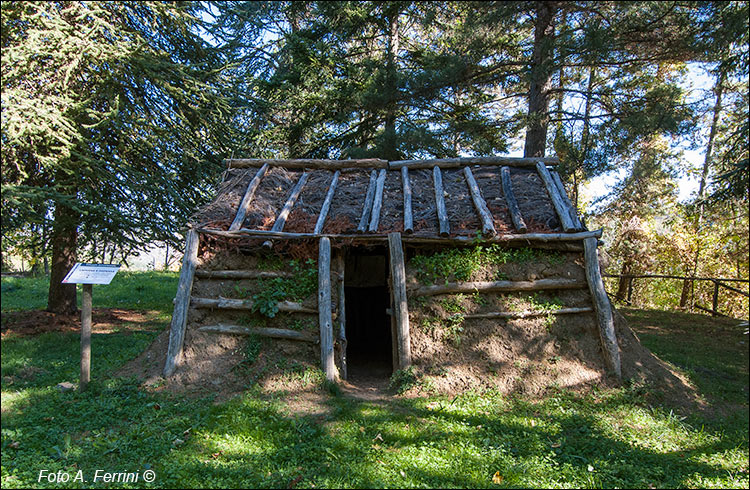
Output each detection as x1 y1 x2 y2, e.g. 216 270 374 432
62 263 120 285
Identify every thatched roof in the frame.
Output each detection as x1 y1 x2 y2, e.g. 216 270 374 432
190 157 585 240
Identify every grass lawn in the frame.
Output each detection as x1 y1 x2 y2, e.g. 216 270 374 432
1 273 748 488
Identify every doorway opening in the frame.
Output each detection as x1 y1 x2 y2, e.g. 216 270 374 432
344 247 393 380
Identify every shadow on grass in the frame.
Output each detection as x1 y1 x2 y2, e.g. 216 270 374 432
2 308 748 489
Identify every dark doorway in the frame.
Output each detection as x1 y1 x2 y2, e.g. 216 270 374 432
345 248 393 379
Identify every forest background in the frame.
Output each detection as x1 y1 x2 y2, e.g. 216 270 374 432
1 1 748 317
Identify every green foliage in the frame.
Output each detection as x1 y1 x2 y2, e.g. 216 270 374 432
388 366 420 394
411 245 561 284
244 335 262 365
438 294 467 314
252 259 317 318
1 2 238 259
288 319 315 331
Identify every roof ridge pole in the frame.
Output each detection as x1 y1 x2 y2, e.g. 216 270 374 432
164 228 200 377
535 161 576 232
368 169 388 232
432 166 450 236
583 237 622 379
401 166 414 233
229 164 269 231
500 166 528 233
314 170 340 234
357 170 378 232
463 166 496 236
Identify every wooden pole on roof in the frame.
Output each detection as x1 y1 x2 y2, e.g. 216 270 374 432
314 170 340 234
535 161 576 232
229 164 269 231
501 166 528 233
389 156 559 169
463 166 496 236
368 169 388 232
583 237 621 379
432 166 450 236
357 170 378 232
226 158 388 169
550 170 583 230
401 166 414 234
164 229 200 377
388 232 412 369
271 171 309 232
318 237 336 381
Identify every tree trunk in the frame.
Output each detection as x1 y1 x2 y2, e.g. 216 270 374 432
47 199 78 314
524 1 556 158
616 261 632 302
383 5 400 161
684 69 725 308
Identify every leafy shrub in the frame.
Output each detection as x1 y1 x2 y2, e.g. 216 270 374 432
252 258 317 318
410 245 562 284
389 366 420 394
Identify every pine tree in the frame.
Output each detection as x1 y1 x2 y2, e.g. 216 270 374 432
1 2 236 313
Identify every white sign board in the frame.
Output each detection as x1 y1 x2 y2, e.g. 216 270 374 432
62 263 121 285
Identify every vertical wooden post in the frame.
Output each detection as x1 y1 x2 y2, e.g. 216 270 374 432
319 237 336 381
583 237 621 379
80 284 92 392
333 252 347 380
164 229 200 377
712 280 719 317
388 232 412 369
627 278 634 305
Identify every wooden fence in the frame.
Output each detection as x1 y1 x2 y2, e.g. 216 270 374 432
604 273 749 318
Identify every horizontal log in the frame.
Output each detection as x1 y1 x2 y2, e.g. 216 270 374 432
604 273 750 283
410 278 588 296
715 281 750 297
190 296 317 314
195 270 293 279
225 158 388 169
198 324 319 343
458 307 594 319
389 156 559 169
197 227 602 243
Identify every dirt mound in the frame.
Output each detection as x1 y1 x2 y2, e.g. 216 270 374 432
1 309 161 338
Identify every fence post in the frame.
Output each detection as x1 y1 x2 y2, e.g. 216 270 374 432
627 278 634 305
712 280 719 317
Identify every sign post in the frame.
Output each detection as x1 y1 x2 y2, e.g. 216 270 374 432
62 263 121 392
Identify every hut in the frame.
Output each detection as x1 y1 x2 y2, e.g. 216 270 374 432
162 156 621 391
